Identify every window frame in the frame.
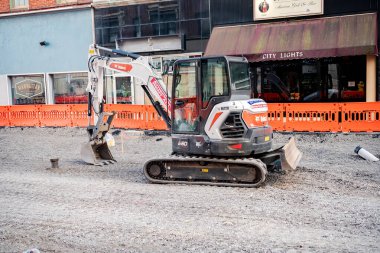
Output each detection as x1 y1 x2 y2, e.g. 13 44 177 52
9 73 46 105
10 0 29 9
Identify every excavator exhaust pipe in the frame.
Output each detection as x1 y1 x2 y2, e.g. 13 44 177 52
81 111 117 166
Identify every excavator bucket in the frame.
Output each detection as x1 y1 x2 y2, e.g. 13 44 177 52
81 112 117 166
256 137 302 172
80 141 116 166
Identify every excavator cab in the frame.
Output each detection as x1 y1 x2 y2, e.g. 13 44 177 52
170 56 273 157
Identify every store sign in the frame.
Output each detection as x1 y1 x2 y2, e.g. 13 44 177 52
15 79 43 98
261 51 304 60
254 0 323 21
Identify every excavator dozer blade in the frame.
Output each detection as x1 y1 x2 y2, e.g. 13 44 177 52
80 141 116 166
279 137 302 171
256 137 302 172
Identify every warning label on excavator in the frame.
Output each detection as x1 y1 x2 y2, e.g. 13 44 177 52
150 77 172 112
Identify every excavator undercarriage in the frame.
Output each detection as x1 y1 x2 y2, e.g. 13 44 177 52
144 137 301 187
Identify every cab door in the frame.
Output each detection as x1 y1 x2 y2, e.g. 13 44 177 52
172 60 199 134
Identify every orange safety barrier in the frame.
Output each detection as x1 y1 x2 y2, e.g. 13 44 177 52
71 104 89 127
8 105 40 127
284 103 341 132
0 106 10 127
341 102 380 132
1 103 380 132
267 103 285 131
39 104 72 127
143 105 168 130
106 104 167 130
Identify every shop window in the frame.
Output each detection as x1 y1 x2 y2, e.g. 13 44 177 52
254 56 366 103
56 0 77 5
10 75 45 105
115 77 133 104
10 0 28 9
53 73 88 104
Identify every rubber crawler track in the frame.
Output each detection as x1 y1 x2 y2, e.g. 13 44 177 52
143 154 268 188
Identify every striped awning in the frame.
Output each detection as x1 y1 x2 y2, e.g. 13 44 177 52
204 13 378 62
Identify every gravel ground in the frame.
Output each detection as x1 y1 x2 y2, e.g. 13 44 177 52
0 127 379 253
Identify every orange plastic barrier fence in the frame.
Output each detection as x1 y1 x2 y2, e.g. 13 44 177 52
105 104 166 130
0 106 10 127
39 104 72 127
341 102 380 132
0 103 380 132
71 104 90 127
8 105 40 127
284 103 341 132
267 103 285 131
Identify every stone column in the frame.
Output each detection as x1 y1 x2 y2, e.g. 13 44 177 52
366 55 376 102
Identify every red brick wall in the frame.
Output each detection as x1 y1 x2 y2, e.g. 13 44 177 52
0 0 10 13
29 0 57 10
0 0 92 14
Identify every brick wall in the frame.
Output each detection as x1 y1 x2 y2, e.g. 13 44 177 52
29 0 57 10
0 0 10 13
0 0 91 14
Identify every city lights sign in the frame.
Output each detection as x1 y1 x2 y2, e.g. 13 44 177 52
254 0 323 21
15 79 43 98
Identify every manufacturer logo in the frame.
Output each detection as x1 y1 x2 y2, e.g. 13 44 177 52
247 99 263 105
109 63 133 72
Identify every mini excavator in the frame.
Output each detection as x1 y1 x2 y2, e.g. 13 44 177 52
81 44 302 187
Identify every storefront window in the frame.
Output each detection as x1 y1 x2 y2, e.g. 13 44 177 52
116 76 133 104
254 56 366 102
53 73 88 104
10 75 45 105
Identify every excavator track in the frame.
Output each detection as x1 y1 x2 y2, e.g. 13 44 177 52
143 154 268 188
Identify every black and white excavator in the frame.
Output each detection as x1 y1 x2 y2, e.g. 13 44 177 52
81 44 302 187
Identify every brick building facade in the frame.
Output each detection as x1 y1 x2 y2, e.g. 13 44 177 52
0 0 90 13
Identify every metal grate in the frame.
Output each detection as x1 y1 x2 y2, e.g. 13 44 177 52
220 113 245 138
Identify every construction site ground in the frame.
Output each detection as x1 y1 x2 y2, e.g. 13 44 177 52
0 127 379 252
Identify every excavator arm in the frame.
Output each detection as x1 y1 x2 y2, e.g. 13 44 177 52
81 44 172 165
87 44 172 127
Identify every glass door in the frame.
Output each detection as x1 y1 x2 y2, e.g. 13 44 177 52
172 60 199 133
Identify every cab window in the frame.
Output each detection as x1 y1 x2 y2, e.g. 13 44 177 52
201 58 229 108
230 62 250 90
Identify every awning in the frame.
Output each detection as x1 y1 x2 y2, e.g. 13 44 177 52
204 13 378 62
